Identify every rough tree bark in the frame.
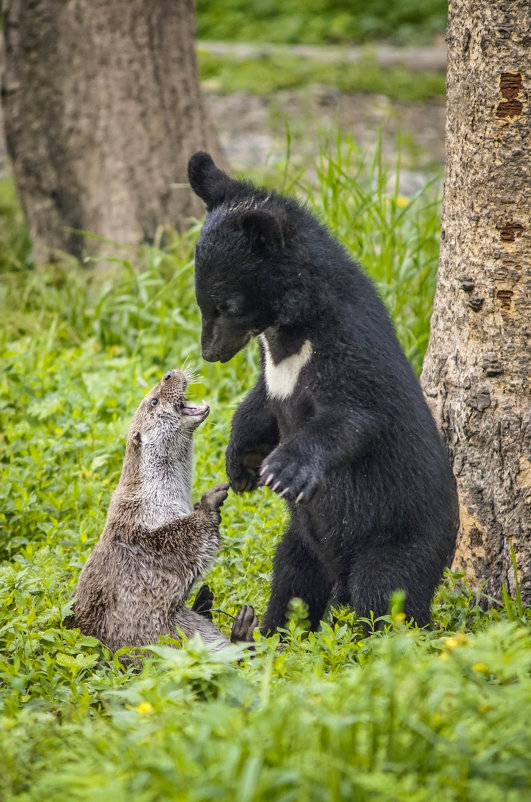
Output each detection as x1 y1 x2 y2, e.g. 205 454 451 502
421 0 530 602
1 0 224 264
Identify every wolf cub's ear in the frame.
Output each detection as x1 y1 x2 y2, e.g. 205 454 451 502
188 151 236 211
239 209 285 252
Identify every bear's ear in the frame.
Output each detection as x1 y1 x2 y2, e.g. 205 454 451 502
239 209 285 252
188 152 237 211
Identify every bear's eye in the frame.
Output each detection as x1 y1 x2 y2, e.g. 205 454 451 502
217 298 243 317
151 398 159 406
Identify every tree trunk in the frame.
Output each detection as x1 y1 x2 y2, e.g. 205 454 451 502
421 0 530 602
1 0 223 264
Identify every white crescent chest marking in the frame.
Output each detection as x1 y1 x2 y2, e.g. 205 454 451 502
259 335 313 400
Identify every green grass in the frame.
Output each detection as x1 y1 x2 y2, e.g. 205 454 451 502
196 0 447 46
1 142 530 800
198 50 446 102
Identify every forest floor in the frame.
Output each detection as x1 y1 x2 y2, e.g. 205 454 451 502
206 87 445 195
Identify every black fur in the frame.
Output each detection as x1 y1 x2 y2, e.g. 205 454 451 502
188 152 458 632
191 583 214 621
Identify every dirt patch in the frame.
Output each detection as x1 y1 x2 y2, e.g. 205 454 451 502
206 86 445 194
200 41 447 73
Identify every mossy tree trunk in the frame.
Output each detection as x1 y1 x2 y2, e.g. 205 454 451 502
1 0 223 264
421 0 530 602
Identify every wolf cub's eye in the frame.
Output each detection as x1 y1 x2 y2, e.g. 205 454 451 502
151 398 159 406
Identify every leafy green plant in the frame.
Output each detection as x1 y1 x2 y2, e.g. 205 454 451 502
0 177 32 273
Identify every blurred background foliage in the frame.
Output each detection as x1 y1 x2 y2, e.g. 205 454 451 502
196 0 447 45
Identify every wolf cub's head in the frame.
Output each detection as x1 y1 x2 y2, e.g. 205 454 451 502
188 152 297 363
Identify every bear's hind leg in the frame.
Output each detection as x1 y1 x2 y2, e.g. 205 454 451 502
261 524 331 635
347 539 441 629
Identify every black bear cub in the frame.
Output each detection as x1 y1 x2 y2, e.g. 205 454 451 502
188 151 458 633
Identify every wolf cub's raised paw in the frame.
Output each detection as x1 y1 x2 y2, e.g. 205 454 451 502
230 605 258 643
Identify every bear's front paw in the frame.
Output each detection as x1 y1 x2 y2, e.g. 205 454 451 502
226 446 270 493
260 448 321 504
230 605 258 643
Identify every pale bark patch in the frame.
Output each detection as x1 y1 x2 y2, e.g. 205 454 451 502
452 501 487 587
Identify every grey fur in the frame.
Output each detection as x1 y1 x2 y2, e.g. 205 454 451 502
70 369 238 653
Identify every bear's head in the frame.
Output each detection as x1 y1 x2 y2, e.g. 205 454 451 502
188 152 295 363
